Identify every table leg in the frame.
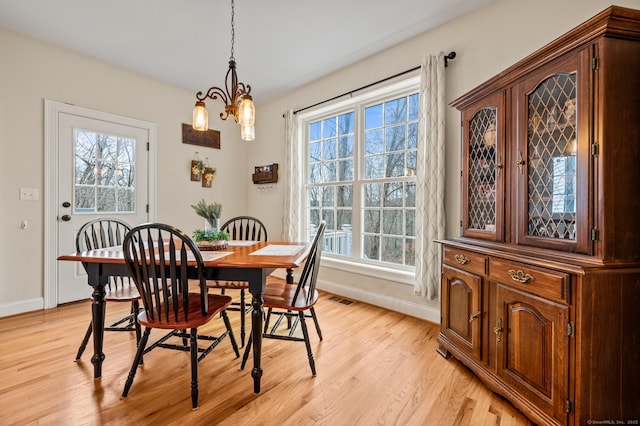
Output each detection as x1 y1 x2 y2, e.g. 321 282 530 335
250 291 264 393
87 264 108 379
246 268 269 394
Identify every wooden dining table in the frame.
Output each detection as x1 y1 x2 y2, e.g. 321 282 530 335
58 240 311 394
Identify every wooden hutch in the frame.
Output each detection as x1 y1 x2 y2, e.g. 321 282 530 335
437 6 640 425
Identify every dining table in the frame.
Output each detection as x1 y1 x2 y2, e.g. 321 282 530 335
58 239 311 394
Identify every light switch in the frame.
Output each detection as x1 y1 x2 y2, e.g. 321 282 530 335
19 187 39 200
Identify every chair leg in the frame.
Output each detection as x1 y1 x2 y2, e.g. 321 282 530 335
299 312 316 377
310 307 323 341
181 329 188 347
240 332 252 370
263 308 272 333
221 310 240 358
190 328 199 410
132 301 144 365
122 327 151 398
75 321 93 361
285 273 294 329
127 302 136 329
239 289 246 347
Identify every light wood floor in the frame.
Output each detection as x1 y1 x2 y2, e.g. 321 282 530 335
0 291 532 426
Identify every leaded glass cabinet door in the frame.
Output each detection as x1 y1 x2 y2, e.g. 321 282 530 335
462 92 505 241
516 51 591 254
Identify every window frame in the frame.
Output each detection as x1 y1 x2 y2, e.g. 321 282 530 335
299 76 420 283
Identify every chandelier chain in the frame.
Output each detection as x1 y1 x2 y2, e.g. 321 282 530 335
230 0 235 61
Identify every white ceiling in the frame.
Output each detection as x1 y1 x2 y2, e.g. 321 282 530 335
0 0 494 103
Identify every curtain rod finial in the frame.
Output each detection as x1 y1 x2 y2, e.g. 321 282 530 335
444 51 456 67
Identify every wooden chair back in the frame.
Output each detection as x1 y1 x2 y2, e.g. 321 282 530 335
76 217 131 252
291 221 326 306
122 223 208 323
76 218 132 287
221 216 268 241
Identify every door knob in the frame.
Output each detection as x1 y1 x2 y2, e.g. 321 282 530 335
61 215 71 222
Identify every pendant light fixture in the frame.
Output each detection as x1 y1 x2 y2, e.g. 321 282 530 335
192 0 255 141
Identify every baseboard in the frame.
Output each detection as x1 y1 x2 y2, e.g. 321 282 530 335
0 298 44 318
316 278 440 324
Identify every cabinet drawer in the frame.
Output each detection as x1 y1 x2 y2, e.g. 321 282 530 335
489 258 569 302
443 247 487 276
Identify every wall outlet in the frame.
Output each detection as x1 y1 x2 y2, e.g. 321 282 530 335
19 187 39 200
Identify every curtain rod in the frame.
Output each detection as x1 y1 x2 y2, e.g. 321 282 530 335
286 51 456 116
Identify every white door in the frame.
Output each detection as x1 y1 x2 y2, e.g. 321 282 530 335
57 113 150 303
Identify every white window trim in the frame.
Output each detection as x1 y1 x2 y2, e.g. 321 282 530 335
322 256 415 285
298 75 420 281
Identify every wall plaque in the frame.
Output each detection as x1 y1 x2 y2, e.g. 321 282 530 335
182 123 220 149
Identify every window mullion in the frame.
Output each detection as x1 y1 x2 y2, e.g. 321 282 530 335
351 106 363 260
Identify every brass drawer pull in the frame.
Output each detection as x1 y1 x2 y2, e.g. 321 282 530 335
454 254 469 265
508 269 534 283
469 311 482 322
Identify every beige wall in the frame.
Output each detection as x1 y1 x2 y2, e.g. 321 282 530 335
247 0 640 321
2 0 638 320
0 27 249 315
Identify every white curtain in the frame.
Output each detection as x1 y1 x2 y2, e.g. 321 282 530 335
414 53 446 299
282 109 301 242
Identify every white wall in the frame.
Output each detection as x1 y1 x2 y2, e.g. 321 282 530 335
0 27 248 315
248 0 640 322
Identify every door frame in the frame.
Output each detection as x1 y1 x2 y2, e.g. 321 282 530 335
43 100 158 309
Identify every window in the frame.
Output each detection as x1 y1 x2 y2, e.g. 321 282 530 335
74 129 136 213
304 80 419 272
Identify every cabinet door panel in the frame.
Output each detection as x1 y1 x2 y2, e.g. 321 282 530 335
441 265 482 360
462 91 506 241
495 284 569 422
515 48 592 254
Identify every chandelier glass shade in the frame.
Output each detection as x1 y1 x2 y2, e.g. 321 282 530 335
192 0 255 140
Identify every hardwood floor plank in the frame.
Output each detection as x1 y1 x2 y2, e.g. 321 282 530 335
0 291 532 425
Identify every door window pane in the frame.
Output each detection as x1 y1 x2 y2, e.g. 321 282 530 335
74 130 136 213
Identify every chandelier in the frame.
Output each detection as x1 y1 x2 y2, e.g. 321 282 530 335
192 0 255 141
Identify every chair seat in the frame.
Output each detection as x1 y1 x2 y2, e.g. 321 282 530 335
103 284 140 302
263 282 318 311
137 293 232 330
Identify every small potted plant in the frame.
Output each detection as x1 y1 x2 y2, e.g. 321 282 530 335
191 199 227 249
191 228 230 250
